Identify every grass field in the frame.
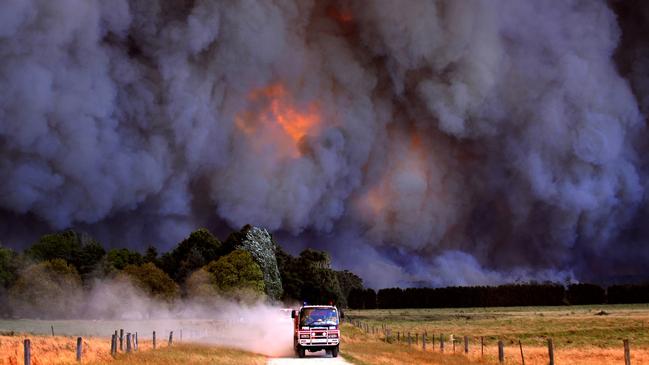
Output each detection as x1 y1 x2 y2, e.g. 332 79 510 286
0 335 264 365
341 323 489 365
3 304 648 364
87 343 266 365
344 304 649 365
0 334 115 365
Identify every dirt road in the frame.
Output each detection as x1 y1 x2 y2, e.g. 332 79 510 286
267 350 351 365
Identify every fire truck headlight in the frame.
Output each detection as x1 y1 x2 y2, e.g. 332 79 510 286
300 334 310 339
328 333 338 338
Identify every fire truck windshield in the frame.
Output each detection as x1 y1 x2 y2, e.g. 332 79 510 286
300 308 339 327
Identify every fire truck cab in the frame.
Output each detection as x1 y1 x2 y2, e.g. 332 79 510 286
291 305 342 358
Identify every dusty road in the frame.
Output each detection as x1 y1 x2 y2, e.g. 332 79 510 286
267 350 351 364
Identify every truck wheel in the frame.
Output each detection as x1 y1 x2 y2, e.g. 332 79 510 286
331 346 339 358
297 346 306 358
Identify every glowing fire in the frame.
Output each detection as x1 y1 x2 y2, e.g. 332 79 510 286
326 6 353 24
358 131 428 217
236 83 321 156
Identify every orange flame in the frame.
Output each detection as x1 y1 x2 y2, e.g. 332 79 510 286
358 130 428 217
236 84 321 154
326 6 353 24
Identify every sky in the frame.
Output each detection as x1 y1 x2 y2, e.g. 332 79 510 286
1 0 649 288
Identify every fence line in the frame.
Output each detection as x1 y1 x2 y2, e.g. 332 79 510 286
347 317 635 365
12 318 638 364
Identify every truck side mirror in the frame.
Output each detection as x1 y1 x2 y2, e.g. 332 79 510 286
291 310 297 318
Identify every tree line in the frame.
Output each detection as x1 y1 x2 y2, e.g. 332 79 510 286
0 226 364 318
4 227 646 314
347 283 649 309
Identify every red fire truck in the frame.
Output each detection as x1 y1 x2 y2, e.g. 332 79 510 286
291 305 342 358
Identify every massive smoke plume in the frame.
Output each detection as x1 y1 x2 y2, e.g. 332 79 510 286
1 0 649 287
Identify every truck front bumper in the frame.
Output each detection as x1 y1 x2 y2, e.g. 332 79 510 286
298 338 339 347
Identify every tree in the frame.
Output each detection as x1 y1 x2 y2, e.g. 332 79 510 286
204 249 265 302
336 270 363 308
295 249 344 305
104 248 144 271
26 230 105 281
160 228 223 283
0 245 20 289
223 225 283 300
144 246 159 266
347 288 365 309
0 245 21 317
122 262 179 301
275 244 304 302
567 283 605 305
9 259 82 318
607 284 649 304
186 268 220 301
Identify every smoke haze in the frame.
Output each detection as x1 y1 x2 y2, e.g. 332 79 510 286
2 0 649 288
4 277 294 356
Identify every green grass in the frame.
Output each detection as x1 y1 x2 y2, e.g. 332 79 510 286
346 304 649 348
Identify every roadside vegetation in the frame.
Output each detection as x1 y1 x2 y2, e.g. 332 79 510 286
0 334 265 365
85 343 266 365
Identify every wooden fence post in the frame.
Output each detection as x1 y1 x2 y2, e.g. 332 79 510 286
153 331 156 349
110 334 116 357
624 339 631 365
432 334 435 350
126 333 131 353
51 325 54 336
119 329 124 351
480 336 484 357
135 332 138 351
498 340 504 364
416 333 419 345
440 334 445 352
168 331 173 346
407 332 411 346
397 331 400 343
464 336 469 354
24 339 31 365
76 337 82 362
422 333 426 350
453 336 456 353
548 338 555 365
519 340 525 365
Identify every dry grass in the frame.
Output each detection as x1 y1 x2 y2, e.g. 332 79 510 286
0 335 113 365
341 324 489 365
0 335 264 365
341 324 649 365
86 343 266 365
347 305 649 347
342 305 649 365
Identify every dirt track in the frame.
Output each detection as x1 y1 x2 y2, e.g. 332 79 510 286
267 350 350 365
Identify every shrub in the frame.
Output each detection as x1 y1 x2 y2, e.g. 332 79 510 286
122 262 179 301
9 259 82 318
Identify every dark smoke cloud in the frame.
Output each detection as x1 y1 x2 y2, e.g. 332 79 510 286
1 0 649 288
